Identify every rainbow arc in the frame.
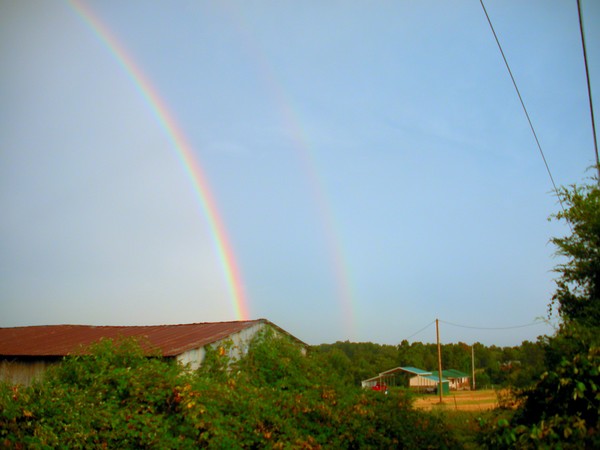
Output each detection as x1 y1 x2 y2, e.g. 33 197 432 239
69 0 250 321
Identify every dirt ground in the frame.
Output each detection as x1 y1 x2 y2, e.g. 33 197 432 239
412 389 502 411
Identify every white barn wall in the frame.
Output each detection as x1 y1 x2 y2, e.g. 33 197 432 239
176 322 289 370
409 375 438 389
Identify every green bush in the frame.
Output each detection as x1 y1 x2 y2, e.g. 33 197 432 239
1 334 461 448
1 337 194 449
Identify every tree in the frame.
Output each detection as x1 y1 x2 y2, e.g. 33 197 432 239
550 177 600 327
481 172 600 449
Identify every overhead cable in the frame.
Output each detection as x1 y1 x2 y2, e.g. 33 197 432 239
479 0 568 216
439 318 545 330
402 320 436 341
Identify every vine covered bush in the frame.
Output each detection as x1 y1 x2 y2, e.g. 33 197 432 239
1 332 460 448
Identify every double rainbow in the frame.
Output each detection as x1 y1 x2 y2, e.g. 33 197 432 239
70 1 357 337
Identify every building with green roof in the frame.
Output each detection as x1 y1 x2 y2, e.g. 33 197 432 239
361 366 470 392
431 369 470 390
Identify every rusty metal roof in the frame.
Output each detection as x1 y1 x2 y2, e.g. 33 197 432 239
0 319 293 357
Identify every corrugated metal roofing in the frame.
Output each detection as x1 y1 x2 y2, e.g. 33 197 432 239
0 319 293 357
443 369 469 378
398 366 433 376
423 375 449 383
362 367 445 386
431 369 469 379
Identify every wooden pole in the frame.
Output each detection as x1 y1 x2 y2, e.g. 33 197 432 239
436 318 443 403
577 0 600 178
472 345 476 391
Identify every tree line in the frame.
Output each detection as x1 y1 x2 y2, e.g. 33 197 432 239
315 337 547 389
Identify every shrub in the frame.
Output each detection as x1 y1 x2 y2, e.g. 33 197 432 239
1 334 461 448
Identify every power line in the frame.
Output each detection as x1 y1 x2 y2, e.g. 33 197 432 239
439 318 545 331
577 0 600 180
401 320 436 341
479 0 569 217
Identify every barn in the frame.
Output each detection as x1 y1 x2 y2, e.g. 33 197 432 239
397 367 450 393
431 369 470 390
0 319 305 385
362 366 468 394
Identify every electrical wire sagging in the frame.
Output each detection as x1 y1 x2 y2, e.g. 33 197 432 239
479 0 569 216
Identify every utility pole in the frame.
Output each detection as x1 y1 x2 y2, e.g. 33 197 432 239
436 318 443 403
472 345 476 391
577 0 600 179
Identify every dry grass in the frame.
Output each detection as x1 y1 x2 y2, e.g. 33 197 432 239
412 389 503 411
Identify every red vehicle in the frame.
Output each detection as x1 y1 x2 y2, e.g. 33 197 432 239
371 382 387 392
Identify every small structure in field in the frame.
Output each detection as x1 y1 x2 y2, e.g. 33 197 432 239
0 319 305 385
362 366 467 393
431 369 470 390
400 367 450 393
362 366 439 391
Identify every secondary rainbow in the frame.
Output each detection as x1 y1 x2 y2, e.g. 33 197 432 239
220 4 357 338
68 0 250 321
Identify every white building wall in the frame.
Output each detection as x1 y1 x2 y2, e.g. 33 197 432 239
176 347 207 371
409 375 437 388
176 322 272 370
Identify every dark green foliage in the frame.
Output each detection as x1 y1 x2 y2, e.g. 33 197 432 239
549 179 600 327
0 334 461 448
316 341 399 386
233 329 315 390
479 342 600 448
315 338 547 390
1 338 189 449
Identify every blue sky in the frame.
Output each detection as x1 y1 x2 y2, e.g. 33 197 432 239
1 0 598 346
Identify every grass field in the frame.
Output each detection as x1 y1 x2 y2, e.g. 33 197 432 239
411 390 518 449
412 389 503 411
